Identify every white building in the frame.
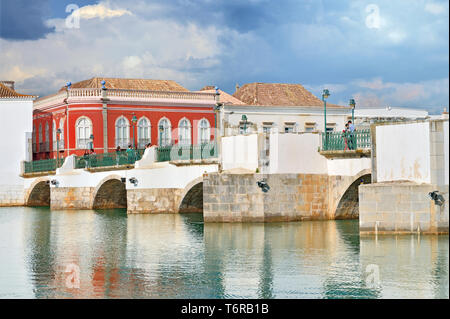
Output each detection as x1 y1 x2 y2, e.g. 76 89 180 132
0 81 36 206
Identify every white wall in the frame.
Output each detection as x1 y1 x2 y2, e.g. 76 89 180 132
221 134 259 171
0 99 33 187
269 133 328 174
327 158 371 176
25 162 218 191
376 122 431 183
444 121 449 185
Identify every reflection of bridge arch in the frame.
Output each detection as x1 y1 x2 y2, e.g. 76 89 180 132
333 169 371 219
179 177 204 213
92 175 127 209
26 177 51 207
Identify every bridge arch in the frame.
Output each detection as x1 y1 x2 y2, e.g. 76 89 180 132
92 175 127 209
26 177 51 207
179 176 204 213
332 169 371 219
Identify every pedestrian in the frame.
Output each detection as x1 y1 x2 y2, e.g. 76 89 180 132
83 150 89 168
347 120 355 149
343 123 349 150
126 144 135 164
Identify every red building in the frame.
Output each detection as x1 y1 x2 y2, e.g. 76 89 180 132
32 78 218 160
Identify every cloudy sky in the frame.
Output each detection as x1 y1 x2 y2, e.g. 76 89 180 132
0 0 448 113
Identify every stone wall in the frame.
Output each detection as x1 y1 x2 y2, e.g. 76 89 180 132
50 187 94 210
127 188 184 214
359 183 449 234
203 173 335 222
0 185 25 206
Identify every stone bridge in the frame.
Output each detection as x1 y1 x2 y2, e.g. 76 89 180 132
22 135 373 221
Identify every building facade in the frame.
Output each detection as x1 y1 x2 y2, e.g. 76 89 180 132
0 81 35 205
32 78 217 160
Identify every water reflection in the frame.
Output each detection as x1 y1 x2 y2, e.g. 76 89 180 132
0 207 447 299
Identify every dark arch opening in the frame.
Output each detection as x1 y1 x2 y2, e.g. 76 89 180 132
179 182 203 213
335 174 371 219
93 179 127 209
27 181 50 207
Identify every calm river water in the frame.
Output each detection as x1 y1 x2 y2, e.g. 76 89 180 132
0 207 448 299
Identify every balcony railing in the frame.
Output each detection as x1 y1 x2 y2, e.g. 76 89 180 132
24 158 65 174
157 142 218 162
321 129 371 151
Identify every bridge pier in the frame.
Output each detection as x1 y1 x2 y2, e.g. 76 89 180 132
127 188 184 214
51 187 95 210
203 172 369 222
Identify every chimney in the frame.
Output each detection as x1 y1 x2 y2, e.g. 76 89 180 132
235 83 240 93
0 81 15 91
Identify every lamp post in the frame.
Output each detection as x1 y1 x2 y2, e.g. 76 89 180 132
131 114 138 148
349 98 356 124
241 114 248 134
322 89 330 150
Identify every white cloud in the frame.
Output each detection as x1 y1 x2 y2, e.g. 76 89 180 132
76 3 132 20
0 1 239 96
425 2 446 15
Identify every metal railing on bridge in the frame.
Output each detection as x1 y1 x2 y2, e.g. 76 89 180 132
321 129 371 151
23 142 218 175
74 150 145 169
157 142 218 162
24 158 65 174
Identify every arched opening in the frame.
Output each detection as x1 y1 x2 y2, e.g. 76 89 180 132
179 182 203 213
27 181 50 207
335 174 371 219
93 179 127 209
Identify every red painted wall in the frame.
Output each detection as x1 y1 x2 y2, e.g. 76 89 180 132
32 102 215 159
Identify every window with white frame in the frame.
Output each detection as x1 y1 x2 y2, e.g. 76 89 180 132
198 118 210 144
32 125 36 153
59 118 65 149
178 118 191 145
262 122 273 134
159 118 172 146
115 117 130 148
137 117 151 149
52 120 57 150
38 123 42 143
45 122 49 151
284 122 296 133
76 117 92 149
304 122 316 132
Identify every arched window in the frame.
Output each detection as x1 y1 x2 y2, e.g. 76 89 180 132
137 117 151 149
52 120 57 150
59 118 65 150
158 118 171 147
198 119 210 144
44 122 49 152
76 117 92 149
115 116 130 149
38 123 42 152
178 118 191 145
32 124 36 153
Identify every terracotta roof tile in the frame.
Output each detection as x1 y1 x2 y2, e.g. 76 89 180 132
197 86 245 105
59 77 189 92
0 83 33 98
232 82 346 108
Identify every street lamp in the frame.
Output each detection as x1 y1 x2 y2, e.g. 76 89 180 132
131 114 138 148
349 98 356 124
241 114 248 134
322 89 330 150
